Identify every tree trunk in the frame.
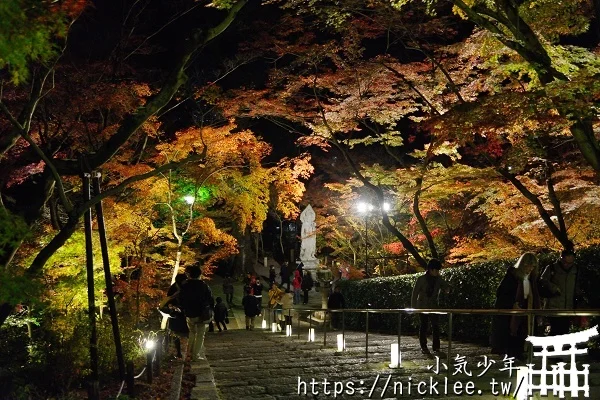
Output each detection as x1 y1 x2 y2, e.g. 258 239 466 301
332 139 427 268
413 177 439 260
499 169 573 250
452 0 600 173
160 245 183 330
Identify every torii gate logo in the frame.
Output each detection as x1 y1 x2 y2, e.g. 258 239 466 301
523 325 599 398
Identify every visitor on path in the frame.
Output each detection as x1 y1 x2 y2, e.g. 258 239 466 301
540 249 579 336
243 273 253 294
280 262 290 290
269 265 277 286
253 277 264 314
301 270 314 304
222 275 234 308
178 265 214 362
490 252 540 360
327 286 346 329
242 288 260 330
268 283 285 325
292 270 303 305
214 297 228 332
161 273 188 358
411 259 444 355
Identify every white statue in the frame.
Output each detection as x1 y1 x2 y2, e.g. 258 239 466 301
299 205 317 265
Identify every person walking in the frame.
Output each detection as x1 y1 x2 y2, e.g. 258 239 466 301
213 297 228 332
242 289 260 330
490 252 540 359
540 249 579 335
411 259 444 355
292 270 303 305
301 270 314 304
327 286 346 329
268 283 284 326
178 265 213 362
160 273 188 358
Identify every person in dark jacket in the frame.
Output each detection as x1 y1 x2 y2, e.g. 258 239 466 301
490 252 539 360
327 286 346 329
540 249 578 336
411 259 444 355
269 265 277 286
301 270 314 304
242 289 260 330
178 265 213 361
213 297 228 332
161 273 188 358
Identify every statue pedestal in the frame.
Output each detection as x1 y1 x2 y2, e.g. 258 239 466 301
300 258 319 272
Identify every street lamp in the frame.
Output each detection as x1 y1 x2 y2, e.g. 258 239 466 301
356 201 390 277
183 195 195 205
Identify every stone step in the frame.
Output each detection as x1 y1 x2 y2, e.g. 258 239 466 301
199 329 600 400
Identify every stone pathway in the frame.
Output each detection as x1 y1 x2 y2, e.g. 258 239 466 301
199 326 600 400
183 277 600 399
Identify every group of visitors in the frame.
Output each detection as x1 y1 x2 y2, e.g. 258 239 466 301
411 249 580 360
161 249 578 364
161 266 235 362
161 265 217 362
490 249 579 360
240 273 266 330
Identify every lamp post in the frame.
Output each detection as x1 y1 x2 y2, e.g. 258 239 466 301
357 201 390 278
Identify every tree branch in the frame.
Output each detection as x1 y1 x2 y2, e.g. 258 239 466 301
27 152 206 274
53 0 247 175
545 163 567 237
497 168 572 250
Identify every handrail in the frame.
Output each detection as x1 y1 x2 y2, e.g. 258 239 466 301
292 307 600 316
274 306 600 377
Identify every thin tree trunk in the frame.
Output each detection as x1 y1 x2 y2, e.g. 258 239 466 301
413 176 439 260
452 0 600 173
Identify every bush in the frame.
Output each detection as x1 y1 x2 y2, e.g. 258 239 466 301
336 246 600 343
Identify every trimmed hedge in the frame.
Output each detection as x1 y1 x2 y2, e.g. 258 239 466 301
336 246 600 344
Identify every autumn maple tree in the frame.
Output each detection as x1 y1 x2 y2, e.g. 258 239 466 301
212 0 600 271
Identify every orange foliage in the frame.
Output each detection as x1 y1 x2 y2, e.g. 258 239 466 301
189 218 238 274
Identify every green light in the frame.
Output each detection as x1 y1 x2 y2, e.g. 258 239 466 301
196 186 211 202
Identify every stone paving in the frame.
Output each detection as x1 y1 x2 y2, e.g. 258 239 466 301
197 325 600 400
184 274 600 399
193 321 515 400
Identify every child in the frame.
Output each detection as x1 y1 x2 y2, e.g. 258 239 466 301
242 289 259 330
214 297 228 332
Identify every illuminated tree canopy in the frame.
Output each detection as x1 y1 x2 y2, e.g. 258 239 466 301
2 0 600 394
